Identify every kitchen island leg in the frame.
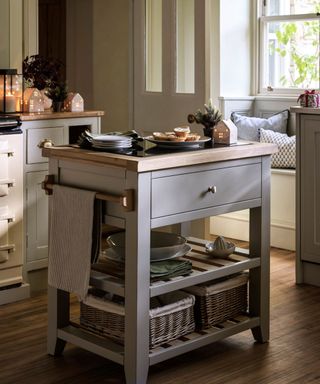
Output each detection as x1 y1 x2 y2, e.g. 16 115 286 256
124 172 151 384
249 157 271 343
47 286 69 355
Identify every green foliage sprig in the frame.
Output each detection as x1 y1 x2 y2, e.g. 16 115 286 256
188 99 222 128
46 82 68 102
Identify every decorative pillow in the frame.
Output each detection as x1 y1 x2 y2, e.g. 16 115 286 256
231 110 289 141
260 128 296 169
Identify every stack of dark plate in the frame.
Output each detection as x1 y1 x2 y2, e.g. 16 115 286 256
100 231 193 281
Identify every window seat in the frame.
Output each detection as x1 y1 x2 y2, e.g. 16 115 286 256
210 167 295 250
210 97 296 250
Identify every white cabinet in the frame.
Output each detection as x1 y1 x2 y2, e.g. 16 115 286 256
22 113 102 273
26 171 49 267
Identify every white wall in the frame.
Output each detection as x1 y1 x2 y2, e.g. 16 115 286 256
220 0 251 96
208 0 252 103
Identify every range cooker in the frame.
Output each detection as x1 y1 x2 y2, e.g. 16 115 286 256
0 116 23 294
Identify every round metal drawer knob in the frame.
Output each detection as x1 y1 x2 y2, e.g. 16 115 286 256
38 138 54 148
208 186 217 194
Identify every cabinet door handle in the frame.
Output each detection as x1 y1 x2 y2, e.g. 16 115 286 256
0 179 15 188
0 244 15 253
207 186 217 194
0 149 14 157
0 244 15 263
38 138 54 148
0 215 15 223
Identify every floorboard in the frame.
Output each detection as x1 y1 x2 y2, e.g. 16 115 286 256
1 247 320 384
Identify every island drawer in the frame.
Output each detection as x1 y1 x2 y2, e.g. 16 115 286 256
151 162 261 218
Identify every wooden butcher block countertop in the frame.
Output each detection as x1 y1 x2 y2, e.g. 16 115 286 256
42 141 277 173
19 110 104 121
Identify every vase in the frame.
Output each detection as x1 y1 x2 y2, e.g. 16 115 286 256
203 124 214 138
52 101 63 112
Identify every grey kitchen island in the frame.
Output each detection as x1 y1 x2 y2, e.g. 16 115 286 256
43 141 277 384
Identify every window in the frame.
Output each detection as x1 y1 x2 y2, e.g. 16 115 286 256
259 0 320 94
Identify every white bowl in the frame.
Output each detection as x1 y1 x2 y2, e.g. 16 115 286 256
106 231 187 261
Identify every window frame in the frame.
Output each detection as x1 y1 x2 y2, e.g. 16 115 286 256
257 1 320 96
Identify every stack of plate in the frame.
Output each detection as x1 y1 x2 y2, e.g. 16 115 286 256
92 135 133 150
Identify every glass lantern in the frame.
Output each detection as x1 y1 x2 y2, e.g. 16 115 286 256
0 69 24 114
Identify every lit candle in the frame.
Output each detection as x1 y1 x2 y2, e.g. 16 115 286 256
0 93 16 113
15 97 23 112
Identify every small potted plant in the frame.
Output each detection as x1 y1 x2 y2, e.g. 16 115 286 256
46 81 68 112
188 99 222 137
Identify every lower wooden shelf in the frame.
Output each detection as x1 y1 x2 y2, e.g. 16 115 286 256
67 314 259 366
149 315 259 365
58 325 124 365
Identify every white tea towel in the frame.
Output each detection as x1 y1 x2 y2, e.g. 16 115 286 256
48 184 96 300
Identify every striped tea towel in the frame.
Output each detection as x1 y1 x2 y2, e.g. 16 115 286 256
48 184 96 300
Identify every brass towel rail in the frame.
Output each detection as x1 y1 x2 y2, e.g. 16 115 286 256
41 175 134 211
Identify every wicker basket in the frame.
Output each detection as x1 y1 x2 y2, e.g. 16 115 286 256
80 290 195 348
184 273 248 329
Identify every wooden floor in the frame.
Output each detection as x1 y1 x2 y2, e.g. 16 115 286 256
1 248 320 384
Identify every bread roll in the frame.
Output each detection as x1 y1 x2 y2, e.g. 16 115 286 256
185 133 201 141
173 126 190 138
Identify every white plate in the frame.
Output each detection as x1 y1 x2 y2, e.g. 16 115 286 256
144 136 211 148
93 141 132 146
104 243 192 263
92 134 132 143
92 143 132 148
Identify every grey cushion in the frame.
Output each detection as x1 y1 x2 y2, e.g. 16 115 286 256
260 128 295 169
231 110 289 141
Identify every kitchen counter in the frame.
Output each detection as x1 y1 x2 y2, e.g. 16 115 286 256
45 142 276 384
291 106 320 115
19 110 104 121
43 141 277 172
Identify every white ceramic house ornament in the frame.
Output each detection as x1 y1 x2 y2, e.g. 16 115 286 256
213 119 238 145
23 88 44 113
64 92 84 112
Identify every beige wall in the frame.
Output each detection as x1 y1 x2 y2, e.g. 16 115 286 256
92 0 130 132
0 0 10 68
66 0 130 133
0 0 23 70
66 0 94 109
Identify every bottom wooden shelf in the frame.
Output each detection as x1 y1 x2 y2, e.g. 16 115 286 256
57 325 124 365
67 314 259 366
149 315 259 365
